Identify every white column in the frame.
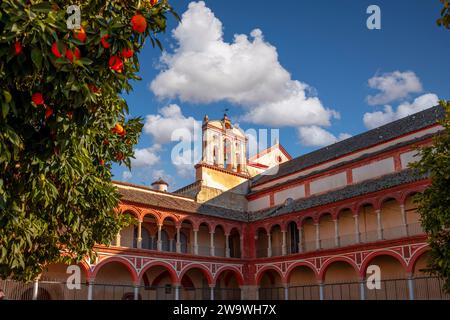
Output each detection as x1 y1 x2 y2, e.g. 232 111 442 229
210 285 215 300
408 274 415 300
400 204 409 237
298 226 303 253
87 281 94 300
157 224 162 251
134 285 139 300
137 221 142 249
210 231 215 256
334 219 340 247
281 230 287 256
225 234 230 258
115 232 121 247
193 229 199 255
315 223 320 250
353 215 361 244
359 279 365 300
376 209 383 240
169 239 174 252
319 282 324 300
32 278 39 300
284 285 289 301
176 226 181 253
175 285 180 300
267 233 272 257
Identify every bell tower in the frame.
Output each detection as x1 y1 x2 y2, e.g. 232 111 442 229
200 113 248 174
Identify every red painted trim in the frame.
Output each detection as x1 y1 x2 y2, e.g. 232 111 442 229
179 264 214 285
214 266 245 286
248 143 292 162
138 261 178 284
346 169 353 185
318 256 360 281
91 256 139 283
359 250 408 277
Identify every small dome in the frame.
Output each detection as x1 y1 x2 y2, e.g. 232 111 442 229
151 178 169 192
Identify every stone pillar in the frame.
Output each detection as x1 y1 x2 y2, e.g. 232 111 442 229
115 232 121 247
376 209 383 240
298 226 303 253
193 229 199 255
176 226 182 253
315 223 320 250
407 274 415 300
267 233 272 257
359 278 365 300
32 278 39 300
334 219 340 247
87 280 94 301
225 233 230 258
210 285 215 301
134 285 140 300
400 204 409 237
281 230 287 256
319 281 324 300
169 239 174 252
175 284 180 300
157 224 162 251
136 221 142 249
284 284 289 301
353 215 361 244
210 231 215 257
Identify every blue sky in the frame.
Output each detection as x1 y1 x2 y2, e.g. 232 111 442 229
114 0 450 190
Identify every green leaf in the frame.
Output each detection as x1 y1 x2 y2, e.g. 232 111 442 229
31 47 42 70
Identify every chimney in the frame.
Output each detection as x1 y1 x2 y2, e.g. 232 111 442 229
151 178 169 192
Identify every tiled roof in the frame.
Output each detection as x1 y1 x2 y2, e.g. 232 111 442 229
249 169 427 221
251 105 444 187
116 183 249 222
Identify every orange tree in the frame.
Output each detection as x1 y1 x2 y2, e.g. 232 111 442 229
0 0 177 281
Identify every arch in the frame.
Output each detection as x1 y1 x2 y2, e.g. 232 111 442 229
286 261 318 282
121 208 141 221
319 257 360 281
214 266 244 286
356 201 377 214
141 210 161 224
198 221 212 233
138 261 177 284
269 223 282 232
162 214 179 225
360 250 407 278
179 264 214 285
256 266 284 285
335 207 355 219
317 211 334 221
407 246 431 274
91 257 138 283
378 195 401 208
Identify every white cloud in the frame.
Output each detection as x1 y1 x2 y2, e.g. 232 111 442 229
144 104 201 144
363 93 439 129
150 1 338 128
122 171 133 180
367 71 423 105
298 126 352 147
131 144 161 168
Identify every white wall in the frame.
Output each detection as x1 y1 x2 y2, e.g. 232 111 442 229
310 172 347 195
352 158 395 183
274 184 305 205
